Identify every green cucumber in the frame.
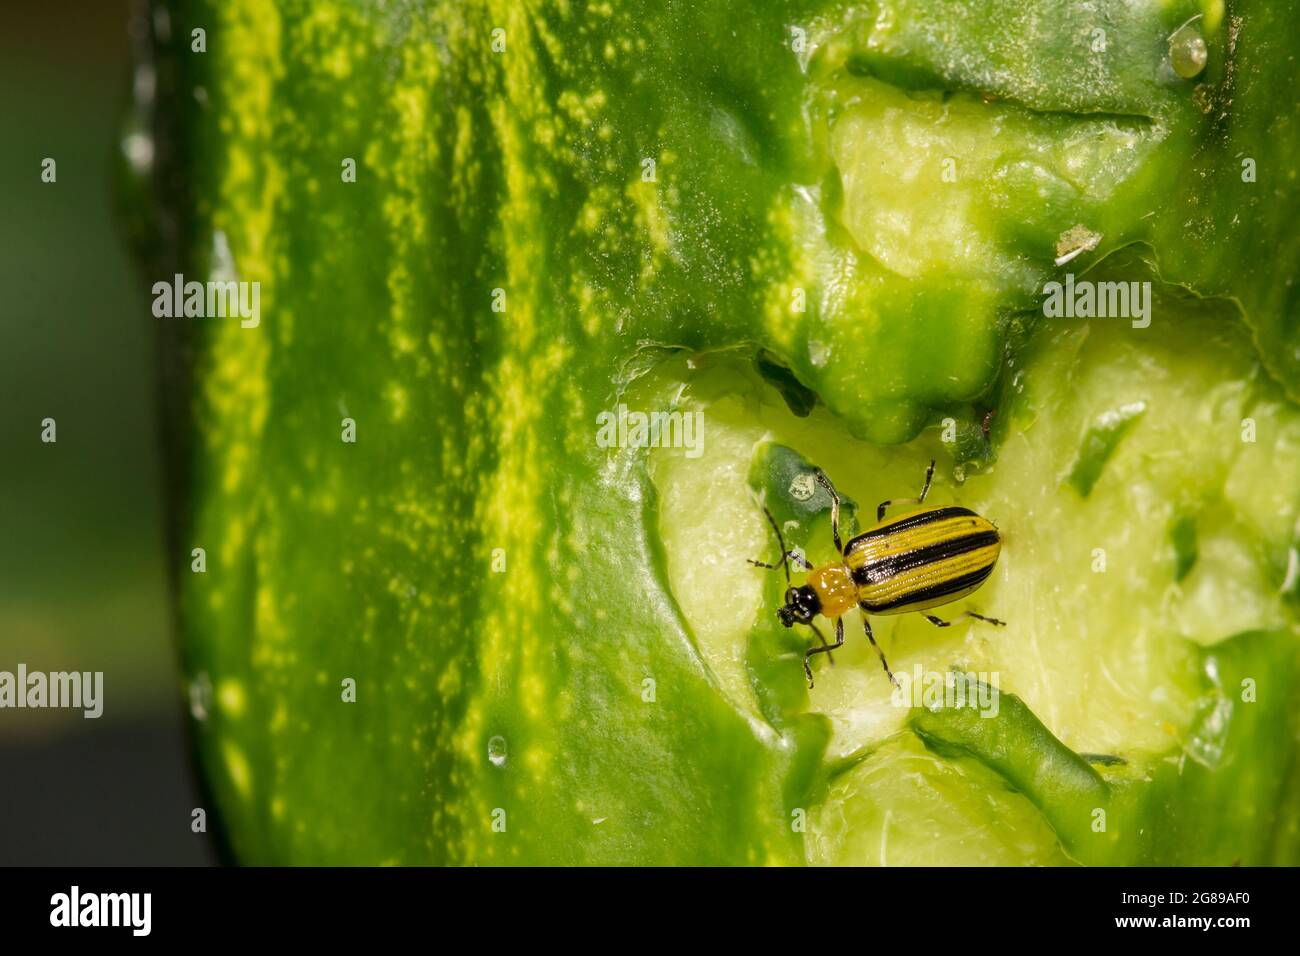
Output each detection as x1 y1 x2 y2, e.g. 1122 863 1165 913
140 0 1300 864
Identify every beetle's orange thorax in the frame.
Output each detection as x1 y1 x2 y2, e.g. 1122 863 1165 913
806 563 857 619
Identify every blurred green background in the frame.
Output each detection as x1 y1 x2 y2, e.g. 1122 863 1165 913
0 0 211 864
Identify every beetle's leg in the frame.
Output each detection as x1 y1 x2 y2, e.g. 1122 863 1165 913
859 607 898 687
877 459 936 522
803 618 845 688
923 611 1006 628
747 550 813 572
812 470 844 555
807 620 836 666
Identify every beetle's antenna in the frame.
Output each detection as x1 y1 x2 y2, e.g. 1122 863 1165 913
761 506 792 585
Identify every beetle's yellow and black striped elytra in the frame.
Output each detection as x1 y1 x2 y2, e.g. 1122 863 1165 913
749 461 1004 689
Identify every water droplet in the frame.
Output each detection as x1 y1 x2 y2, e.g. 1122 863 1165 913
133 64 156 106
189 672 212 722
789 472 817 501
1169 21 1208 79
121 129 154 175
152 6 172 43
1186 697 1232 768
209 230 239 283
487 735 508 767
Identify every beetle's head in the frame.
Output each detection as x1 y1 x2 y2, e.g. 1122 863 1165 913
778 585 820 628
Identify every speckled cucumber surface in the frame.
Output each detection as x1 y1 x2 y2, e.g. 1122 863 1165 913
139 0 1300 863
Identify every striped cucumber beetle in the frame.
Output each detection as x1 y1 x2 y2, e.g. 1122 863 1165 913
749 460 1004 688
